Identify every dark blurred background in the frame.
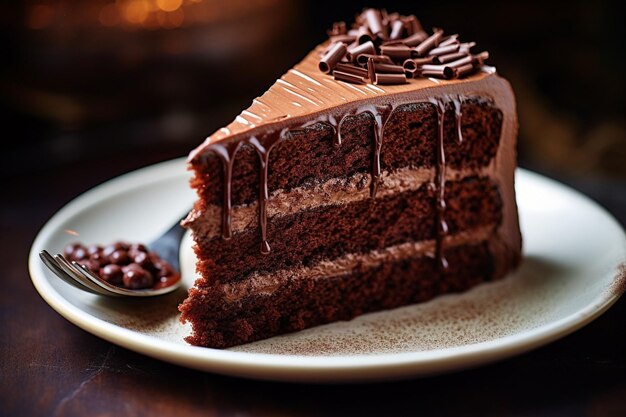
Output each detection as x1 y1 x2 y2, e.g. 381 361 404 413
0 0 624 219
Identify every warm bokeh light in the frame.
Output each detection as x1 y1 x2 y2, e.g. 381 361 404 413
157 0 183 12
21 0 291 31
123 0 150 25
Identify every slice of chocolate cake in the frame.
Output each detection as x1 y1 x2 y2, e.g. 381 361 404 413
180 9 522 348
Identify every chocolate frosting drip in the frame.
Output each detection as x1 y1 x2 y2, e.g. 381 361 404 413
452 95 464 143
430 97 450 271
210 142 242 240
248 131 288 254
360 104 393 198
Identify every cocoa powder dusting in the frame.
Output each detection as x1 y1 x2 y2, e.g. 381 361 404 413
607 262 626 298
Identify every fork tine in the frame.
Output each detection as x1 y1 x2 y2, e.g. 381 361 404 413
71 261 126 296
72 261 181 297
53 254 114 296
39 251 106 295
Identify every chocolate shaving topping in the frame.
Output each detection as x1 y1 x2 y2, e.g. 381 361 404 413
403 15 423 35
438 34 459 48
380 45 418 60
428 43 460 57
357 26 375 44
335 63 368 77
372 62 405 74
319 8 490 84
437 51 468 64
374 73 407 85
398 31 429 47
319 42 347 74
356 53 393 66
389 20 404 40
333 70 366 84
414 29 444 56
346 41 376 61
403 56 436 71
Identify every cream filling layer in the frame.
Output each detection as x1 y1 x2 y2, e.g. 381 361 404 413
188 163 494 239
220 225 497 302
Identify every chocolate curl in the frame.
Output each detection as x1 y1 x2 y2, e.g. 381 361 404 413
459 41 477 50
346 41 376 62
373 62 405 74
364 8 386 39
389 19 404 40
472 51 489 66
380 39 404 46
357 25 375 44
319 42 347 73
420 64 455 79
402 56 436 71
380 45 418 61
402 14 423 35
396 31 428 47
327 21 347 36
380 10 395 26
330 34 357 44
455 63 475 77
438 34 459 48
334 70 366 84
414 29 444 56
404 67 420 79
436 51 469 64
444 55 473 68
367 57 375 82
428 43 460 56
334 63 369 77
374 73 407 85
356 53 393 66
385 12 400 25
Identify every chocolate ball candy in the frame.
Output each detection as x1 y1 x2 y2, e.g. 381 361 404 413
129 243 148 254
132 250 151 268
103 241 128 257
73 246 88 260
80 259 101 274
156 261 175 278
100 264 123 285
122 263 154 289
90 251 104 266
109 249 130 265
87 244 101 256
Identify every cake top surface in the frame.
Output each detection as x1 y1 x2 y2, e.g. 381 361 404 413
190 10 498 161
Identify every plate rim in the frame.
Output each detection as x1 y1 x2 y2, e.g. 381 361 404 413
28 158 626 382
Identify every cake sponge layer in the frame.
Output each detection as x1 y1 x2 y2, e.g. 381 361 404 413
190 176 503 283
180 240 516 348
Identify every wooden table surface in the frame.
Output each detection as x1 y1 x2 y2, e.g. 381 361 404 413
2 148 625 417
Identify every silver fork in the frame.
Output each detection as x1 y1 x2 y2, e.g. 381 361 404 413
39 216 187 297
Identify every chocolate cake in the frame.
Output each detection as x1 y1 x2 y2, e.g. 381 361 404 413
179 9 522 348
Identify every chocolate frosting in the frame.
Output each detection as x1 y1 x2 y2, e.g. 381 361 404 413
189 44 496 161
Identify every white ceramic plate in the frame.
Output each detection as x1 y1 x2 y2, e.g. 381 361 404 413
29 158 626 382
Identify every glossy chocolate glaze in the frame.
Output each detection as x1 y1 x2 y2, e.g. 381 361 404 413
200 97 466 269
